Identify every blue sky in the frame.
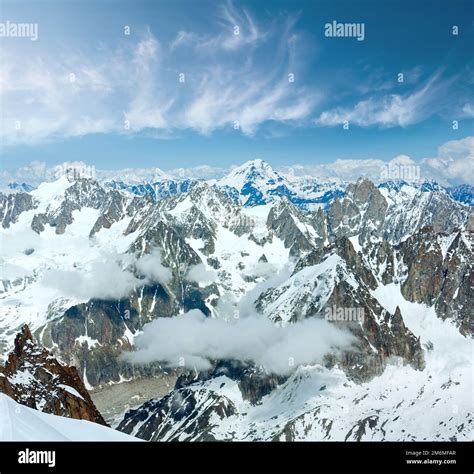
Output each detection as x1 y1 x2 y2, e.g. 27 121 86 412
1 0 473 172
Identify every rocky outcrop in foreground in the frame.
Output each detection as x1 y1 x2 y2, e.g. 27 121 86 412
0 325 106 425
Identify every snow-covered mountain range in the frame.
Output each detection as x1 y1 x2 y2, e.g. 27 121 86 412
5 159 473 210
0 159 472 442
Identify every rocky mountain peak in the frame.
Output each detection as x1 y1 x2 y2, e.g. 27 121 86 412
12 324 34 358
267 196 321 255
229 159 278 181
0 325 107 425
350 177 379 201
216 159 287 206
0 192 36 229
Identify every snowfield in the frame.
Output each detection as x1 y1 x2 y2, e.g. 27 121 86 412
0 393 139 441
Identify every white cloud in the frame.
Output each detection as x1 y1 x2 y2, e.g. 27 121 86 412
283 159 386 182
42 260 142 300
315 72 450 128
421 136 474 186
245 261 278 279
2 137 472 189
186 263 217 287
168 165 227 180
123 309 355 375
41 249 171 301
0 262 33 281
461 103 474 118
135 249 172 285
0 4 315 145
281 136 474 186
170 1 265 53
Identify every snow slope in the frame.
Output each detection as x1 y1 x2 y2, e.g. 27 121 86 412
0 393 139 441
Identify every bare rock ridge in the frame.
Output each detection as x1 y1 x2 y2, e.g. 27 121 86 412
0 325 107 425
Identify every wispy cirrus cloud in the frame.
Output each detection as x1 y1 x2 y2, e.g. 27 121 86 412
0 2 316 145
170 0 265 53
315 72 453 128
461 103 474 118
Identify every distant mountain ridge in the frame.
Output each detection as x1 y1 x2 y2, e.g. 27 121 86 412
7 159 472 209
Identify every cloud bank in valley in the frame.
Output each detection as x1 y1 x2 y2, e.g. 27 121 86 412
41 249 171 300
186 263 218 286
123 309 356 375
134 249 172 285
42 260 141 300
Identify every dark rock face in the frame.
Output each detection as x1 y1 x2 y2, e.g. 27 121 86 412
357 227 473 336
117 385 237 441
89 192 135 237
466 210 474 231
25 182 231 388
0 192 35 228
35 284 180 387
399 229 473 335
399 229 445 305
328 178 387 244
326 178 470 246
311 207 329 244
267 198 322 256
0 325 106 425
31 213 49 233
177 360 287 405
3 173 471 442
384 192 470 242
110 176 472 442
363 240 396 285
211 361 286 404
169 359 285 404
325 284 425 383
116 358 288 441
435 233 473 335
